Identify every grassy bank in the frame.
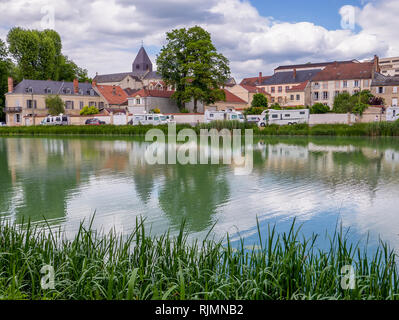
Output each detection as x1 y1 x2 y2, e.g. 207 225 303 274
0 219 398 300
1 121 399 137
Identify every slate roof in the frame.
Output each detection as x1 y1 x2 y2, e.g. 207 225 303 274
94 72 142 83
274 60 356 71
143 71 162 80
311 62 374 81
260 69 322 86
371 72 399 86
10 79 99 96
132 47 153 75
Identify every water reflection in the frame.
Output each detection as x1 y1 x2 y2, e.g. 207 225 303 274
1 136 399 249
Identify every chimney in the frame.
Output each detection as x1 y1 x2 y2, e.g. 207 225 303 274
373 55 380 73
92 80 97 87
293 68 297 79
8 77 13 93
258 72 262 85
73 78 79 94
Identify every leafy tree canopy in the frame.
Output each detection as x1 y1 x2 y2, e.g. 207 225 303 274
310 103 330 114
156 26 230 112
251 93 268 108
45 95 65 116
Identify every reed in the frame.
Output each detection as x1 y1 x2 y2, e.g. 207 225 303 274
0 218 398 300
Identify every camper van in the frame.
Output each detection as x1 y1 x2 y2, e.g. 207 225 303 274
204 109 245 123
246 115 262 124
41 114 70 126
130 114 169 126
386 107 399 122
257 109 309 126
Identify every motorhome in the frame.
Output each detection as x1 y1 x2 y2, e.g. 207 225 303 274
130 114 169 126
386 107 399 122
257 109 309 126
246 115 262 124
40 114 70 126
204 109 244 123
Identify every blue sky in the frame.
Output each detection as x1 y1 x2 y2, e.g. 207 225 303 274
251 0 363 30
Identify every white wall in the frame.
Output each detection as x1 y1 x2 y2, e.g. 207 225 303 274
309 113 355 125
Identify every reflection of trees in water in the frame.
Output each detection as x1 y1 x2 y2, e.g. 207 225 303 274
158 164 230 232
0 139 13 215
132 166 156 204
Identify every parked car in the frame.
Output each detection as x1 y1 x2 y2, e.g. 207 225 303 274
85 118 106 125
0 122 6 126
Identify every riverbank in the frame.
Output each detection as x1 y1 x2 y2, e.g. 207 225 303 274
1 121 399 136
0 219 397 300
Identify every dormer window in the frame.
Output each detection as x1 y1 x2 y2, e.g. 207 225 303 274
79 89 83 95
25 87 33 93
63 87 72 94
90 89 94 96
44 88 52 94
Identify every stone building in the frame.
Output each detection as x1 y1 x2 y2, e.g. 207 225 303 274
371 72 399 107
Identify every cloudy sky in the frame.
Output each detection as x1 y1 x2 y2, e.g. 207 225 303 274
0 0 398 81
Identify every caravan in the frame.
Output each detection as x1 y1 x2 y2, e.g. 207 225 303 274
258 109 309 126
40 114 70 126
130 113 170 126
204 109 244 123
386 107 399 122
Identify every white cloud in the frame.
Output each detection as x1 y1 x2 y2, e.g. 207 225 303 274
0 0 396 81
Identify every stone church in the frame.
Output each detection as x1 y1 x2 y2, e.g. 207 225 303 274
93 46 166 92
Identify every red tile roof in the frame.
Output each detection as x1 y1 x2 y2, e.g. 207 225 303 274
287 81 308 92
311 62 374 81
223 89 247 104
96 85 128 105
133 88 175 98
240 76 271 86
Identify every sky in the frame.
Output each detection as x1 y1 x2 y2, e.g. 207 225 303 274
0 0 398 81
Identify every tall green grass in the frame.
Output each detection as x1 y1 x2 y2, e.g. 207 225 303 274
1 122 399 137
0 218 398 300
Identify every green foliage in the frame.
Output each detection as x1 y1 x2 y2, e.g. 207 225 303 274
150 108 161 114
0 39 13 121
310 103 330 114
251 93 268 108
45 95 65 116
333 90 375 114
269 103 282 110
80 106 99 115
352 102 368 116
333 92 352 113
6 27 88 82
0 218 398 300
244 107 266 115
180 108 189 113
156 26 230 112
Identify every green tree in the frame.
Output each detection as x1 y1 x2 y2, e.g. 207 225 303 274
251 93 268 108
7 27 88 82
270 103 282 110
80 106 99 115
45 95 65 115
310 103 330 114
333 92 352 113
0 39 13 121
156 26 230 112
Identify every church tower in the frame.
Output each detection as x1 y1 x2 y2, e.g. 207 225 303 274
132 46 153 75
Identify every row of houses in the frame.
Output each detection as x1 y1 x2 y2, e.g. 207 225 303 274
4 46 399 126
241 55 399 109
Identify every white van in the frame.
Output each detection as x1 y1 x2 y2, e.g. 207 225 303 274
246 115 262 124
258 109 309 126
131 114 169 126
386 107 399 122
41 114 70 126
204 109 245 123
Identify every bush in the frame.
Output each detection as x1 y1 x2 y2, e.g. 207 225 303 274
269 103 282 110
80 106 99 115
180 108 189 113
310 103 330 114
244 107 266 115
151 108 161 114
251 93 268 108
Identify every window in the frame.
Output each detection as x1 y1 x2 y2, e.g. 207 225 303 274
335 81 340 89
313 92 319 100
271 87 275 93
364 79 370 87
136 98 141 104
15 114 21 123
89 101 97 107
343 80 348 88
80 101 84 109
277 97 283 103
63 88 72 94
278 86 282 93
285 86 289 92
26 100 37 109
377 87 384 94
25 87 33 93
290 95 294 101
300 111 305 115
44 88 52 94
393 87 398 93
98 102 104 109
271 97 275 103
322 82 328 89
284 114 290 117
296 94 300 101
392 98 398 107
65 101 74 110
323 92 328 100
313 82 320 89
272 114 278 119
354 80 360 87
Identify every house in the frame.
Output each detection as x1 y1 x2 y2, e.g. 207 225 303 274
310 57 378 108
225 84 271 107
371 72 399 107
128 89 179 114
379 57 399 77
240 72 271 86
95 84 130 108
256 69 321 106
93 46 164 91
205 89 248 111
4 78 104 126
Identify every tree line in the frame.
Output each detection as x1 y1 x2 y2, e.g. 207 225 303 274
0 27 91 121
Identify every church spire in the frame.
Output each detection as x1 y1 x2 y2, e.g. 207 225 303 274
132 46 152 75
